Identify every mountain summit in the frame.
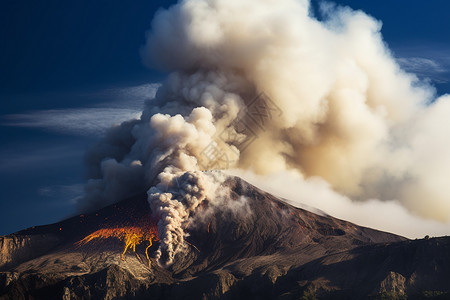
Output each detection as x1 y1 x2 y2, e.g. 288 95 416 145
1 176 449 299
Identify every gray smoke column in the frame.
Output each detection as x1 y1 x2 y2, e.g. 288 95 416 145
81 0 450 263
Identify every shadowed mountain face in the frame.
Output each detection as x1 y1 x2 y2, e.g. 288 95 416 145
1 176 449 299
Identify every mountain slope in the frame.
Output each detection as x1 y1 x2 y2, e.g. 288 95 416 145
1 175 449 299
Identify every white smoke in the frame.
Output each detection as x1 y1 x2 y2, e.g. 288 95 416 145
149 171 212 264
80 0 450 263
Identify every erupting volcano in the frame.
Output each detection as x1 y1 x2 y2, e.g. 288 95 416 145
2 0 450 298
1 176 450 299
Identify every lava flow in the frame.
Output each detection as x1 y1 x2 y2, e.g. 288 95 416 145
76 224 159 267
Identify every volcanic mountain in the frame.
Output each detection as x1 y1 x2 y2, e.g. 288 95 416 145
1 175 449 299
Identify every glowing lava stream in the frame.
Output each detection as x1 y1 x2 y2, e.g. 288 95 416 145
76 226 159 267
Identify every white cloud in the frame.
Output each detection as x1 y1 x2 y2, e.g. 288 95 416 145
3 108 141 136
394 45 450 84
38 183 84 206
398 57 445 73
1 83 161 136
90 83 161 109
398 57 448 83
0 146 82 171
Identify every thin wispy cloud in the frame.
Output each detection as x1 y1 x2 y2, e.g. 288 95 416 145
88 83 161 109
395 45 450 84
38 183 85 206
398 57 449 83
110 83 160 103
3 108 141 136
398 57 445 73
1 83 160 136
0 145 82 171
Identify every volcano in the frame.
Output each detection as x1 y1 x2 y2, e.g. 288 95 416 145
1 175 449 299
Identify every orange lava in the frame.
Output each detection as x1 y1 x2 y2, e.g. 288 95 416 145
76 225 159 267
207 214 216 233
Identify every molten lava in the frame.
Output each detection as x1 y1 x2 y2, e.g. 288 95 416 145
76 225 159 267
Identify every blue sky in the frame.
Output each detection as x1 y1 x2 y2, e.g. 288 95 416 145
1 0 449 235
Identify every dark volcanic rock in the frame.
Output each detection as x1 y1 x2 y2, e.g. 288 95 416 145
1 175 449 299
0 234 61 271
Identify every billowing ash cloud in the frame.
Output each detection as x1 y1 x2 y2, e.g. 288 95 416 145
80 0 450 263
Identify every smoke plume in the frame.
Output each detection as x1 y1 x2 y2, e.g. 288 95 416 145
80 0 450 263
